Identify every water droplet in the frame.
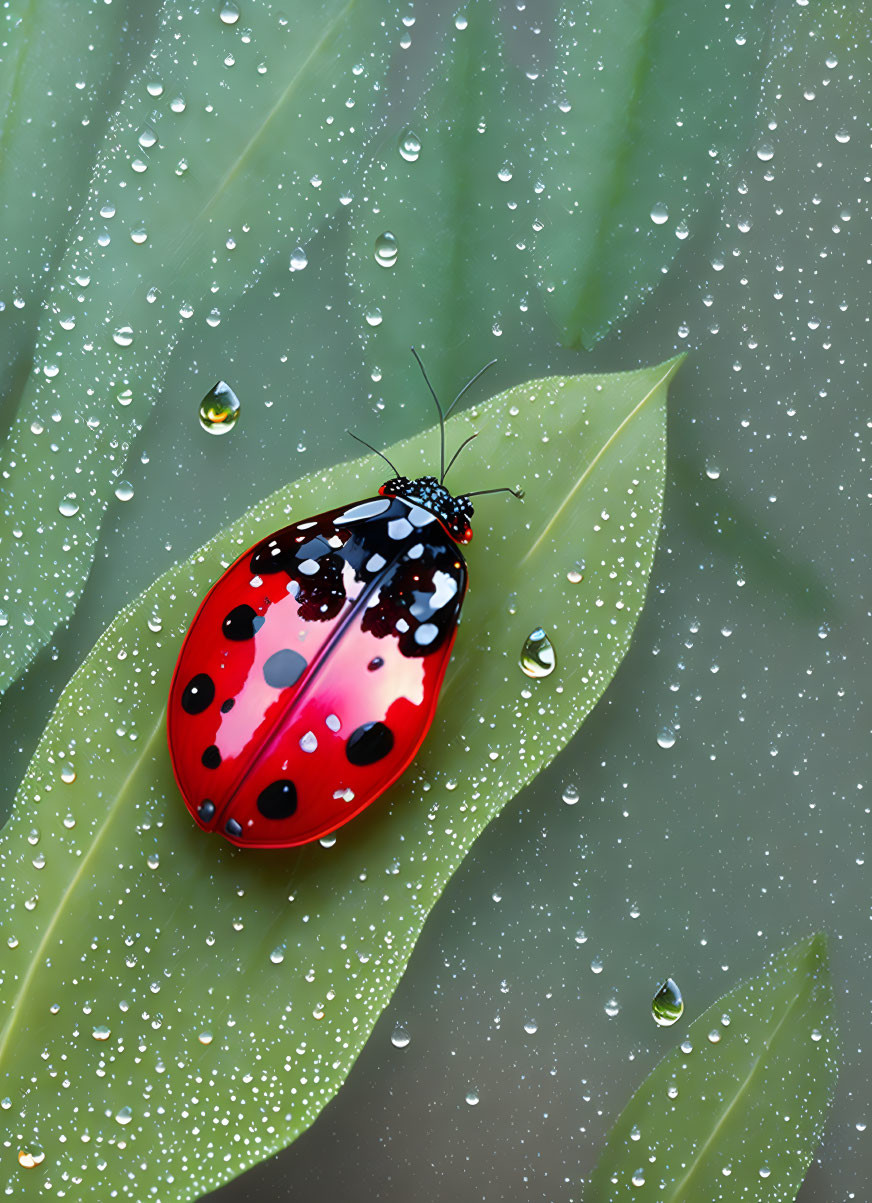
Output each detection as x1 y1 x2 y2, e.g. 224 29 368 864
365 306 383 328
58 497 80 518
656 727 676 750
523 1018 538 1034
130 226 148 245
707 1027 721 1044
590 957 603 974
289 246 308 271
175 157 189 176
756 142 775 162
566 566 584 584
113 325 134 347
398 128 421 162
115 1106 133 1126
60 763 77 784
652 977 684 1026
92 1024 111 1041
99 202 116 219
631 1169 646 1187
374 231 399 268
649 202 669 225
114 481 134 502
574 929 587 945
138 126 157 149
465 1090 479 1106
604 997 620 1018
497 164 513 183
562 784 579 806
520 628 555 678
199 380 241 435
198 1031 213 1045
146 852 159 870
705 461 721 480
834 129 850 144
270 945 285 965
18 1148 45 1169
170 96 186 113
455 13 468 29
220 2 240 23
391 1024 411 1048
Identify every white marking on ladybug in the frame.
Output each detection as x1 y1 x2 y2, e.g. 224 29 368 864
366 553 386 572
326 714 341 732
415 623 439 646
333 788 355 802
298 559 320 575
250 575 263 587
388 517 413 540
286 580 301 597
300 731 318 752
408 543 424 559
396 618 410 633
328 534 344 548
407 505 438 527
335 498 391 524
430 570 459 609
297 521 318 530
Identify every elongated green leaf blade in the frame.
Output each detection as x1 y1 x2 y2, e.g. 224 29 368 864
537 0 787 347
588 934 839 1201
0 1 157 397
0 0 393 696
0 358 679 1200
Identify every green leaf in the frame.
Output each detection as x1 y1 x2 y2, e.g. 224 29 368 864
0 357 679 1200
537 0 787 347
588 934 839 1202
0 0 394 697
0 2 158 398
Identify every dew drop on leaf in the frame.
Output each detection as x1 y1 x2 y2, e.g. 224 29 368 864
199 381 241 435
398 128 421 162
465 1090 479 1106
391 1024 410 1049
112 325 134 347
520 628 555 678
652 977 684 1026
114 481 134 502
374 231 399 268
219 2 240 23
649 202 669 225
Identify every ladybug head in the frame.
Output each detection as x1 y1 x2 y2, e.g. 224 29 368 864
379 475 474 544
349 350 523 545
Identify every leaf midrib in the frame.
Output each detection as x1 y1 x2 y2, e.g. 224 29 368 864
0 704 167 1069
665 985 806 1200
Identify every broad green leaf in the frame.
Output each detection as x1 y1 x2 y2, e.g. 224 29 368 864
0 2 158 400
0 0 394 697
588 934 839 1202
0 357 679 1200
347 0 783 417
536 0 788 347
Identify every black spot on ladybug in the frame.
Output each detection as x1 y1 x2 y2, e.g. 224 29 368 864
225 818 243 838
181 673 214 714
257 779 298 820
346 721 394 766
198 800 215 821
367 657 384 671
201 745 221 769
222 604 263 641
263 649 307 689
220 698 235 713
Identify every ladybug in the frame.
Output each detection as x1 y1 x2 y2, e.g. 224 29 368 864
167 351 521 849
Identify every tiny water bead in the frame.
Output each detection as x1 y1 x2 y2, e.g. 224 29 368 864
520 628 556 678
391 1024 411 1049
198 380 241 435
652 977 684 1026
398 128 421 162
374 231 399 268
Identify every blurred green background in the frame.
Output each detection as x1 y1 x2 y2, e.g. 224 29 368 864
0 1 868 1199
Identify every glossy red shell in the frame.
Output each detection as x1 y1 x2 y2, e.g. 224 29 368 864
167 493 467 848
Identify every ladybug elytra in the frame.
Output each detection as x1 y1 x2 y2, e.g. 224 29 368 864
167 352 520 849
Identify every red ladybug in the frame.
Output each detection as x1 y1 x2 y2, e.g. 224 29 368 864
167 353 519 848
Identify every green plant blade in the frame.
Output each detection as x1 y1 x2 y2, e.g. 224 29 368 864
0 357 679 1200
588 934 839 1201
0 0 393 697
537 0 786 348
0 2 157 402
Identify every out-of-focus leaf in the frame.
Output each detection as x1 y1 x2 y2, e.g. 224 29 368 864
0 357 680 1200
536 1 787 347
0 1 158 408
0 0 394 696
588 934 839 1202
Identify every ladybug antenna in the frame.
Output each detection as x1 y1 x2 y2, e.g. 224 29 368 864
443 432 479 480
410 346 447 482
346 429 401 478
465 486 525 500
444 359 498 421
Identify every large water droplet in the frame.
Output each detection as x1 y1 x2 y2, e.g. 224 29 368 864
374 231 399 268
649 202 669 225
520 628 555 678
114 1106 133 1126
289 246 308 272
58 497 80 518
112 326 134 347
92 1024 111 1041
652 977 684 1026
114 481 134 502
398 128 421 162
199 381 241 435
391 1024 410 1048
220 2 240 23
